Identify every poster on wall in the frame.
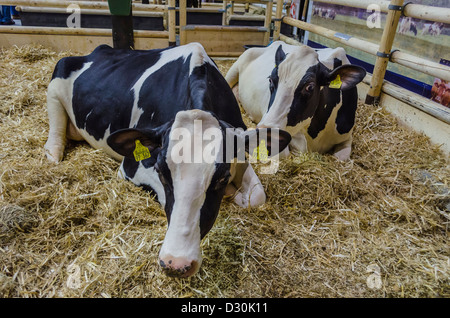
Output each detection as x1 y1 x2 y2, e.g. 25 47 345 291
307 0 449 103
290 0 301 36
431 59 450 108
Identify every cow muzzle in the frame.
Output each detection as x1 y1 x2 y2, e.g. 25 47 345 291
159 255 201 278
157 218 203 278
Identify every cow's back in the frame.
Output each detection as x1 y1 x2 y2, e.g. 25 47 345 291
49 43 246 159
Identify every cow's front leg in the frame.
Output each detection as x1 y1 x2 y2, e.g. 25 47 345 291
44 87 68 163
332 139 352 161
288 132 308 156
232 164 266 208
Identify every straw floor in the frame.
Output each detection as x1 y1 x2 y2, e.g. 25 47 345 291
0 45 449 297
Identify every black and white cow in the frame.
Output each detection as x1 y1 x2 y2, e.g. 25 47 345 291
44 43 291 278
225 41 366 160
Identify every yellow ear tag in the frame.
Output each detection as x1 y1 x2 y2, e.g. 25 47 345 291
329 74 342 89
133 139 151 162
252 139 269 162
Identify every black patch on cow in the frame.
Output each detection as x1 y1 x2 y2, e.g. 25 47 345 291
121 148 161 182
307 58 342 139
286 63 325 127
139 183 157 196
189 61 247 130
199 162 230 239
336 86 358 134
70 45 166 141
134 53 246 130
307 86 340 139
51 56 87 80
136 56 191 127
153 146 175 224
122 157 139 179
268 45 287 110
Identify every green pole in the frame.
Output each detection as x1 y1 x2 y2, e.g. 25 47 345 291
108 0 134 49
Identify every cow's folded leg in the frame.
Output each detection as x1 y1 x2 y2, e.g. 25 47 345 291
233 165 266 208
44 91 68 163
332 139 352 161
288 133 308 156
232 85 240 103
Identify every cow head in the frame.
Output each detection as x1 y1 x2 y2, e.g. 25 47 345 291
258 45 366 134
107 110 290 277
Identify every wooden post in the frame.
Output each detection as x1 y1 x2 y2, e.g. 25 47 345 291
179 0 187 45
301 0 309 21
365 0 404 105
168 0 176 46
222 0 228 26
273 0 284 40
263 0 273 45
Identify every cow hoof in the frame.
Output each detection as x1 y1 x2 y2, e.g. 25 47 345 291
44 144 63 163
233 186 266 208
278 147 290 159
333 147 351 161
248 188 266 207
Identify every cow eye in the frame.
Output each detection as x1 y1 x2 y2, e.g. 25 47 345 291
304 82 315 94
215 172 231 190
269 78 275 93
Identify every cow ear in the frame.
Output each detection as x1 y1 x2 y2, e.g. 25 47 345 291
275 45 287 67
107 128 160 159
244 128 291 157
107 122 172 159
327 65 366 90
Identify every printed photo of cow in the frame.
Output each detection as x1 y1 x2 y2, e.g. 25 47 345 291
431 78 450 107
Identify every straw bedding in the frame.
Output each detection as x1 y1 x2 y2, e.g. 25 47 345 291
0 45 449 298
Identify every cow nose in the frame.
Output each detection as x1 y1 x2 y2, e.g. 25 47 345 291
159 256 199 278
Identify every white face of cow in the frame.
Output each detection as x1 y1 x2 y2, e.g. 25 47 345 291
258 46 320 129
107 110 291 277
257 44 366 137
158 110 223 277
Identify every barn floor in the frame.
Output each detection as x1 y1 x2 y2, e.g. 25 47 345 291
0 45 449 298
